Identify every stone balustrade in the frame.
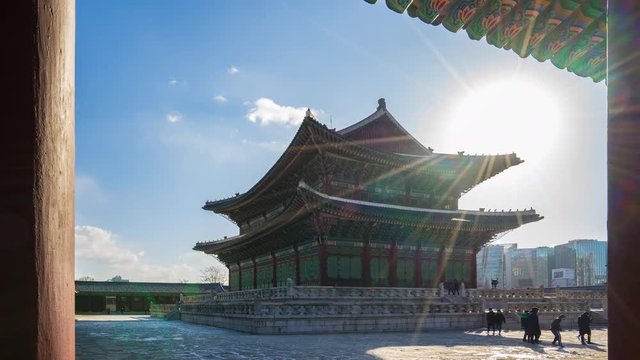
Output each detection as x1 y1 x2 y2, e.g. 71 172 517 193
181 300 484 319
502 301 590 313
182 292 217 304
467 288 545 299
556 289 607 300
211 286 440 303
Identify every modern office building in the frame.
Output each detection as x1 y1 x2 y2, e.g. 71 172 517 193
478 239 606 289
567 239 607 286
476 243 516 289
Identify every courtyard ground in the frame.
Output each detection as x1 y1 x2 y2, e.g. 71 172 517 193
76 315 607 359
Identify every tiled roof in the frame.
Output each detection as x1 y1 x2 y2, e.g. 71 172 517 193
75 281 224 295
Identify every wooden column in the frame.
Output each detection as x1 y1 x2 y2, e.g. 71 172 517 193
362 242 371 287
469 248 478 288
389 242 398 287
609 2 640 358
436 245 447 284
0 1 75 358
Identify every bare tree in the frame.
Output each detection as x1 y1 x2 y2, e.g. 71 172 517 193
77 275 94 281
200 266 227 284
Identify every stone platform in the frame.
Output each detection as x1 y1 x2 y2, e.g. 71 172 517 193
181 286 484 334
179 286 603 334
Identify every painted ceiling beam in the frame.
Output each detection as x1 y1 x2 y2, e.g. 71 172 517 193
366 0 606 82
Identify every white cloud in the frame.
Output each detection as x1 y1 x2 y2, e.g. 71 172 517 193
168 79 179 86
166 111 183 123
76 174 107 203
213 95 228 103
246 97 322 126
75 225 225 283
75 225 139 266
227 65 239 75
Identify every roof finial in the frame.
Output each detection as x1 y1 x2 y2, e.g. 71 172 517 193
305 108 315 119
377 98 386 111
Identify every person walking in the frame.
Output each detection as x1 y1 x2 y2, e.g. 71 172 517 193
486 308 496 335
495 309 506 335
550 315 565 347
578 311 592 344
528 307 541 344
519 310 529 341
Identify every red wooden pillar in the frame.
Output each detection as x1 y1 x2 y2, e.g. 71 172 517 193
362 242 371 287
1 2 75 358
271 251 277 288
294 246 301 285
318 239 328 286
252 257 257 289
389 243 398 287
469 249 478 288
608 3 640 357
414 247 422 288
436 246 447 284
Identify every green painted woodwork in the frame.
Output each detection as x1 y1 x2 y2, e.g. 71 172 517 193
300 255 320 281
328 255 362 280
256 265 273 289
421 259 438 286
397 258 414 287
445 260 466 282
370 257 389 286
276 258 295 286
241 265 254 290
229 270 240 290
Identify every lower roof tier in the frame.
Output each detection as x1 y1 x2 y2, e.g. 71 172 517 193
194 181 542 260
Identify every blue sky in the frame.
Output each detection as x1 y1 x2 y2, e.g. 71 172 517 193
75 0 607 282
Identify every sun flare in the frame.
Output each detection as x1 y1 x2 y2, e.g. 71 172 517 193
442 78 564 157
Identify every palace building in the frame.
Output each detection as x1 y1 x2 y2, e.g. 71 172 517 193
194 99 542 291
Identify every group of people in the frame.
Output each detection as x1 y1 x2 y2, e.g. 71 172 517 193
444 279 461 295
518 308 593 347
485 308 507 335
519 308 542 344
485 308 593 347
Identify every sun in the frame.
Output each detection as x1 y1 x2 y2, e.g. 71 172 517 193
441 78 564 157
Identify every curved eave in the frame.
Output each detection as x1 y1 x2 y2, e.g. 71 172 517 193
367 0 606 82
196 182 543 256
298 181 543 232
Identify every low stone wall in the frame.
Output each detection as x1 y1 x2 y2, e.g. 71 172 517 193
181 308 483 334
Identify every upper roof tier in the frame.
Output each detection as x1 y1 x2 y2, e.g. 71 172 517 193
337 98 432 156
204 100 523 218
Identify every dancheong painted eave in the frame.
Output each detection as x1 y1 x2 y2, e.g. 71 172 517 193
194 181 543 257
365 0 606 82
202 100 524 221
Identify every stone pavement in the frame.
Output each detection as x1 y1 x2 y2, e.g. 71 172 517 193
76 315 607 359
